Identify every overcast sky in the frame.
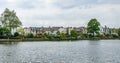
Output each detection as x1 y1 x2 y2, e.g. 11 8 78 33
0 0 120 28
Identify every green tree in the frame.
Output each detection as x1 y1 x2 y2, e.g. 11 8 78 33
17 27 24 35
70 30 78 39
60 32 66 37
0 27 10 38
87 18 100 37
57 31 60 36
118 28 120 36
0 8 22 36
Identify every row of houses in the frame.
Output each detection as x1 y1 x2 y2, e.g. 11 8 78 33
24 27 87 35
0 19 118 36
99 26 118 35
24 26 118 36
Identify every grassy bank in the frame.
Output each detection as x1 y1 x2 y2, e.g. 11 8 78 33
0 38 119 42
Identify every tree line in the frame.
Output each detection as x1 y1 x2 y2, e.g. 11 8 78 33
0 8 120 40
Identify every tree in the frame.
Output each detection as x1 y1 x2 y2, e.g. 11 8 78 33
118 28 120 36
87 18 100 37
57 31 60 36
60 32 66 38
0 27 10 38
70 30 78 39
17 27 24 35
0 8 22 36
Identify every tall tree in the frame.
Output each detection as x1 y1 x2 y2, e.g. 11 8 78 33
0 8 22 35
87 18 100 37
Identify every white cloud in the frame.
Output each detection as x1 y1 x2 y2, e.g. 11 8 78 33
0 0 120 28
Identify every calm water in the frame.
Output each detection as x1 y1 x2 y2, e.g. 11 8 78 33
0 40 120 63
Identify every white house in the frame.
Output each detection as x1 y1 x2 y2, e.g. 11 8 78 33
45 27 52 34
50 27 60 36
0 21 2 28
99 26 104 35
59 27 67 34
67 27 73 35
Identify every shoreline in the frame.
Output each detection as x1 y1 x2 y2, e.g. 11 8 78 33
0 38 119 42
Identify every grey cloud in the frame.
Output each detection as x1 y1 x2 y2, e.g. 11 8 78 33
98 0 120 4
0 1 8 8
0 0 120 28
15 0 45 9
53 0 120 9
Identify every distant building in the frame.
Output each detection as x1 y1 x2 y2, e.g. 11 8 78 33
45 27 52 34
73 27 81 34
110 28 118 35
0 21 2 28
99 26 104 34
24 27 43 35
103 26 111 34
99 26 118 35
51 27 61 35
79 27 87 34
73 27 87 35
66 27 73 35
59 27 67 34
24 26 119 36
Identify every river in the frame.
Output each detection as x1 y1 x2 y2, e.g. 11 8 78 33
0 40 120 63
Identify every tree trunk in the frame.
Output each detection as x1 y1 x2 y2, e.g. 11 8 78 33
9 27 12 38
93 32 94 37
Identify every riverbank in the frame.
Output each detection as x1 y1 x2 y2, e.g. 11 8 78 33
0 38 119 42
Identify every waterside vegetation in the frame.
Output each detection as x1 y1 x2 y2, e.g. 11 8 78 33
0 8 120 42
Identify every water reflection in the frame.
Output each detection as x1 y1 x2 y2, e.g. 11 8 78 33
0 42 19 45
87 40 102 63
0 40 119 63
0 42 19 63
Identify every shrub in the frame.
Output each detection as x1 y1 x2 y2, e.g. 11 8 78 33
26 33 34 38
82 33 88 38
111 34 118 38
96 34 105 39
14 32 20 37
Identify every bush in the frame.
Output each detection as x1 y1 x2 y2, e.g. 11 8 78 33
26 33 34 38
96 34 105 39
14 32 20 37
81 33 88 38
111 34 118 38
104 34 111 38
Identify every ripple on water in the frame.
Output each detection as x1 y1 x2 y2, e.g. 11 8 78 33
0 40 120 63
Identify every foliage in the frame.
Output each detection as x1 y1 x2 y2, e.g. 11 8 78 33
111 34 118 38
0 27 10 38
81 33 88 38
26 33 34 38
104 34 112 38
0 8 22 35
70 30 78 39
17 27 24 35
118 28 120 36
14 32 19 37
60 32 66 37
87 18 100 37
96 34 105 39
57 31 60 36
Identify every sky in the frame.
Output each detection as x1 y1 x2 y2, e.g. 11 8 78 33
0 0 120 28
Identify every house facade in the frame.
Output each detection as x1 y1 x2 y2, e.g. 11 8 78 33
24 26 119 36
